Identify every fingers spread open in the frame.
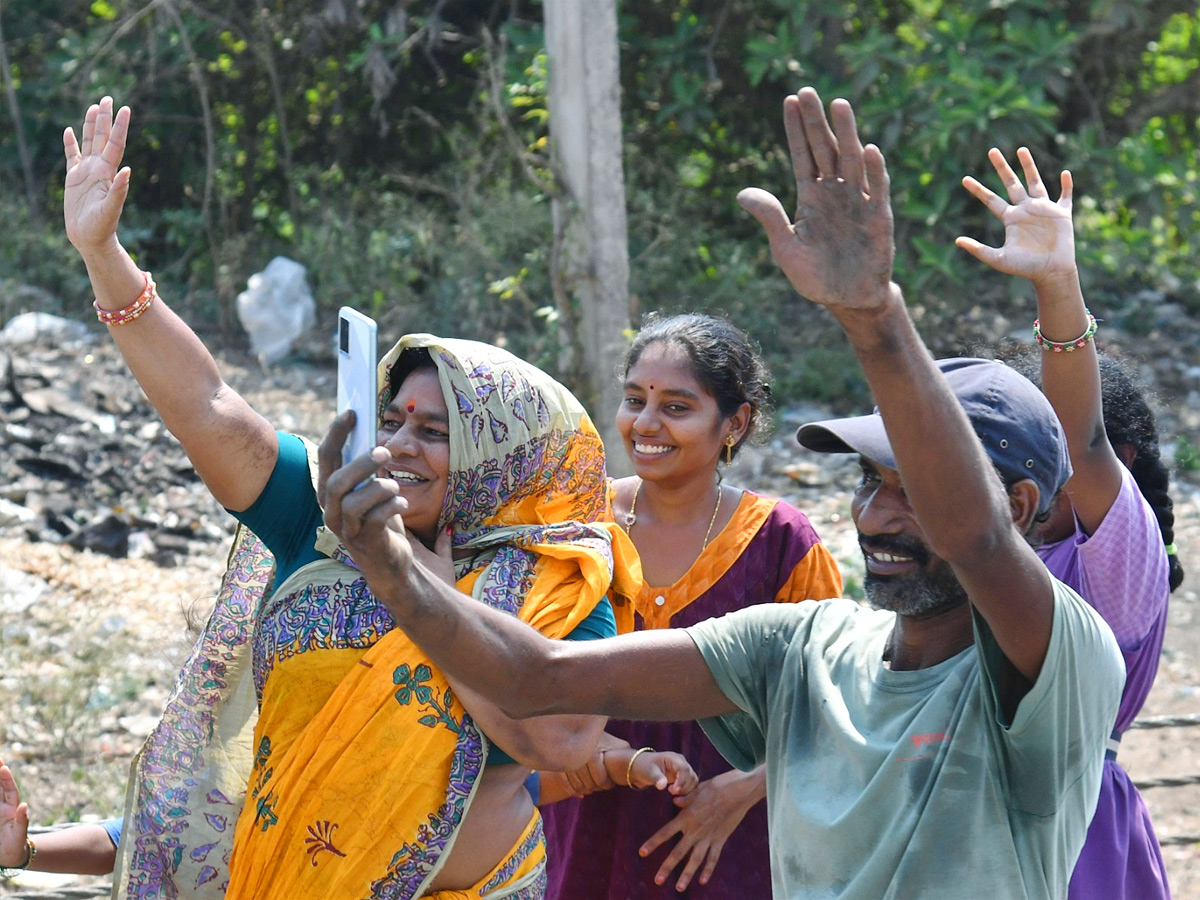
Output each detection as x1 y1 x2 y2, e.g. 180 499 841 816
101 105 132 169
954 235 1001 267
657 833 701 889
830 98 865 191
736 187 793 243
863 144 890 208
675 842 714 892
1016 147 1048 198
1058 169 1074 210
639 815 682 858
783 94 815 183
961 175 1009 219
987 147 1028 204
63 128 81 168
795 87 838 179
80 103 99 157
94 97 114 160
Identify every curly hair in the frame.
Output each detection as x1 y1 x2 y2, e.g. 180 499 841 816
1001 346 1184 592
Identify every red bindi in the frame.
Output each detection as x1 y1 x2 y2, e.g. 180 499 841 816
405 399 416 413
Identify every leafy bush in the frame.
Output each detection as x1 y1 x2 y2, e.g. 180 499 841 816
2 0 1197 411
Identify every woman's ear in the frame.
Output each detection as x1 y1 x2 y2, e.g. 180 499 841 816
726 401 753 445
1007 479 1042 534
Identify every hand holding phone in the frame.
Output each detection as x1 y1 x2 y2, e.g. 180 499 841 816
337 307 378 472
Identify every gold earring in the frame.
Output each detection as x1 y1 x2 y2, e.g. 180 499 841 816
724 434 736 466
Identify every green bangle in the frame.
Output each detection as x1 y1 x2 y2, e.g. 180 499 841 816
1033 311 1098 353
0 838 36 878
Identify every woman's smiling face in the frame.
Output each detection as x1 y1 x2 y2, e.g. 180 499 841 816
615 342 729 487
377 367 451 543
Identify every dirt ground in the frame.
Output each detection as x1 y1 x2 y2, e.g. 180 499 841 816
2 347 1200 897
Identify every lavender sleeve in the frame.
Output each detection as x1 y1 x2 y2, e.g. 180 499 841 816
1037 467 1170 731
1040 468 1169 648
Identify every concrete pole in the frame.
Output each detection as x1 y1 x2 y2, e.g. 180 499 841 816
544 0 632 475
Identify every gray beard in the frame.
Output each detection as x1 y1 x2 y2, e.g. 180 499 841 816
864 558 969 618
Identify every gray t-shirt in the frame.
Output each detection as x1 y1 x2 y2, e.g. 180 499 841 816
687 579 1123 900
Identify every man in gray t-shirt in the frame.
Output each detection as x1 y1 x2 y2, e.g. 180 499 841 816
690 581 1119 898
319 87 1124 900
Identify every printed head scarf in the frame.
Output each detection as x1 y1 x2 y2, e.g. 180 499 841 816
363 334 637 635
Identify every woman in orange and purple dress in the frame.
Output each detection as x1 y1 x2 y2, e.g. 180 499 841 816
541 313 843 899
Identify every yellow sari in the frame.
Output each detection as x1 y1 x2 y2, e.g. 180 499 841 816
113 336 636 900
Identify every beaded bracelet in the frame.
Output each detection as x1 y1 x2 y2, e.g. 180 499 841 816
0 837 37 878
1033 311 1097 353
94 270 157 326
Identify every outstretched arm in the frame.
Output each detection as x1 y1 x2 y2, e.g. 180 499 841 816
63 97 275 511
737 88 1055 681
315 415 738 723
0 761 116 876
956 148 1122 534
538 744 698 806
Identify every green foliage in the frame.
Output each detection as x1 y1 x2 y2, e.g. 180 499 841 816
1175 435 1200 473
1 0 1197 412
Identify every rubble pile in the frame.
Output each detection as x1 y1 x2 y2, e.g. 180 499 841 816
0 315 334 566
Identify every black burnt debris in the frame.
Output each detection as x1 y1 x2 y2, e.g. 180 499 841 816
1 336 226 565
0 316 336 567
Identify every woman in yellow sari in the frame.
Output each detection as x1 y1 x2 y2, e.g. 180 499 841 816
63 96 649 900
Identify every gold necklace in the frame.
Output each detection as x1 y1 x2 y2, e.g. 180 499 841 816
624 479 724 550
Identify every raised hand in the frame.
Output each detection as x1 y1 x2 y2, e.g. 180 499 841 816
0 759 31 870
63 96 133 254
956 147 1077 288
737 86 894 311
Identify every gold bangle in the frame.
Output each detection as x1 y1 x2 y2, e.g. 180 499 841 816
0 837 36 878
625 746 654 788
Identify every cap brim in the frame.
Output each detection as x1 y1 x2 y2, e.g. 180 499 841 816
796 414 897 470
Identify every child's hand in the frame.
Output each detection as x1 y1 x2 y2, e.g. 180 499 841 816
563 748 616 797
626 749 699 795
956 146 1077 290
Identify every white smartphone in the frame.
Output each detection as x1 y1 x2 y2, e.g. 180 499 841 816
336 307 378 471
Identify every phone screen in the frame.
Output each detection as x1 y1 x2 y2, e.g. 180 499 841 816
336 307 378 471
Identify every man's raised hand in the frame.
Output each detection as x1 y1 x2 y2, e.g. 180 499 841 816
737 87 894 311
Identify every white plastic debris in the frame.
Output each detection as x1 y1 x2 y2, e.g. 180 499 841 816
0 312 91 346
236 256 316 366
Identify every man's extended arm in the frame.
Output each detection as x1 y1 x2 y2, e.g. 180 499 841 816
316 422 738 721
737 88 1055 680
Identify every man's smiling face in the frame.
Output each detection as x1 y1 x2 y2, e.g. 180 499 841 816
852 457 968 618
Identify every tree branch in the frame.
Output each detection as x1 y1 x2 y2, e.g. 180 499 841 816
0 4 41 220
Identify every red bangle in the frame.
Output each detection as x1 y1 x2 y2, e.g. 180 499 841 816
94 270 157 326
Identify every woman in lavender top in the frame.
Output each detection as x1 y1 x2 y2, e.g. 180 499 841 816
958 146 1183 899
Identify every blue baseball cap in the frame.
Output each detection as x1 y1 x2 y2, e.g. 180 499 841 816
796 358 1071 515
